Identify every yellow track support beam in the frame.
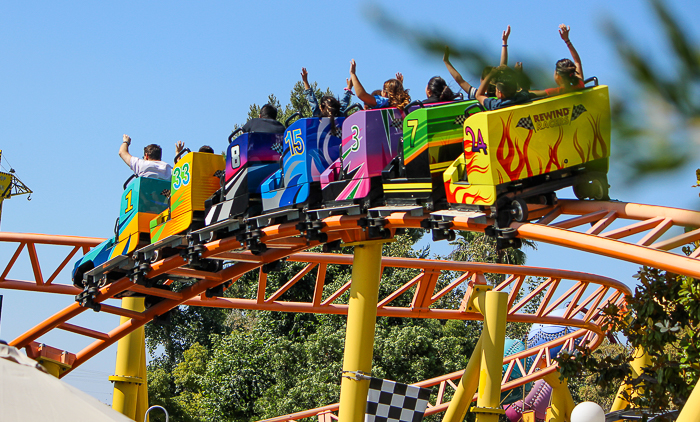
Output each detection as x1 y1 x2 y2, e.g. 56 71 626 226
38 359 63 378
542 370 574 422
472 290 508 422
337 241 384 422
441 334 483 422
610 346 650 412
109 297 147 421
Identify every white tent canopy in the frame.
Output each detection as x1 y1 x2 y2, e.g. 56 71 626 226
0 343 133 421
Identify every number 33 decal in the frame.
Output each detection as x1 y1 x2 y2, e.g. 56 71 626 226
173 163 191 190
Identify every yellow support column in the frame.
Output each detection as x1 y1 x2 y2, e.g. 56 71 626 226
135 326 149 422
110 297 146 420
337 241 384 422
677 379 700 422
441 335 483 422
610 346 651 412
542 370 575 422
472 290 508 422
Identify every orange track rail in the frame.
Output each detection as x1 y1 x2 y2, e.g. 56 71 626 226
1 199 698 419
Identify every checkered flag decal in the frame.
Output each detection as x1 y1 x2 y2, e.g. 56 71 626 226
454 115 467 126
390 117 404 129
571 104 587 121
516 116 535 131
365 378 431 422
271 139 284 154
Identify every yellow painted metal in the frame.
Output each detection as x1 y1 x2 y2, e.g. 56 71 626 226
542 370 574 422
473 290 508 422
110 297 146 420
441 334 483 422
610 346 650 412
446 86 611 206
337 242 384 422
677 378 700 422
38 359 62 378
150 151 225 242
136 326 149 422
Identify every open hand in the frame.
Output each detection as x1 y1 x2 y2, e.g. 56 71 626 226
559 24 570 42
175 140 185 154
349 59 357 75
301 67 309 82
502 25 511 43
443 46 450 63
395 72 404 84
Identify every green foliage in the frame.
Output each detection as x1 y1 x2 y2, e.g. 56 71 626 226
243 81 333 129
557 266 700 412
367 0 700 182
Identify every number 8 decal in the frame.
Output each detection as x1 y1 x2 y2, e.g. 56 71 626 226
230 144 241 169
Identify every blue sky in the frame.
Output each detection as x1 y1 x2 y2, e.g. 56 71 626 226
0 0 698 405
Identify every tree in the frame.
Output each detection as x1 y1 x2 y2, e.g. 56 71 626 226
556 265 700 413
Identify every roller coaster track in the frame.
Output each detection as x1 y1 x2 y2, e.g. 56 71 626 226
1 199 699 419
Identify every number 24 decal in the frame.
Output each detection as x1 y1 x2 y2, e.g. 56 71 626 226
173 163 191 190
465 126 488 155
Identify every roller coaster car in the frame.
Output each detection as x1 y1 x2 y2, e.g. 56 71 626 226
381 100 481 210
204 131 283 228
261 115 343 216
320 108 403 209
444 83 611 226
149 150 225 245
71 176 170 288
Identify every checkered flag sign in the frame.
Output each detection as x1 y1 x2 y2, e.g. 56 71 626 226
571 104 587 121
390 117 404 130
454 115 466 126
365 378 431 422
516 116 535 131
271 140 284 154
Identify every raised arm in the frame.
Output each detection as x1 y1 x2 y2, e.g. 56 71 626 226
174 140 185 164
500 25 511 66
559 24 583 80
301 67 311 91
301 67 320 116
443 46 474 93
476 68 498 107
119 134 134 166
349 59 376 107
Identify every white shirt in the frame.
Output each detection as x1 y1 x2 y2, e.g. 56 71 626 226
129 156 172 180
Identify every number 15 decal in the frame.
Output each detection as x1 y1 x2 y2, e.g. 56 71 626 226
465 126 488 154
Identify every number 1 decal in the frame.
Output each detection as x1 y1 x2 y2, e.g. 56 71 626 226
124 190 133 213
465 126 488 155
